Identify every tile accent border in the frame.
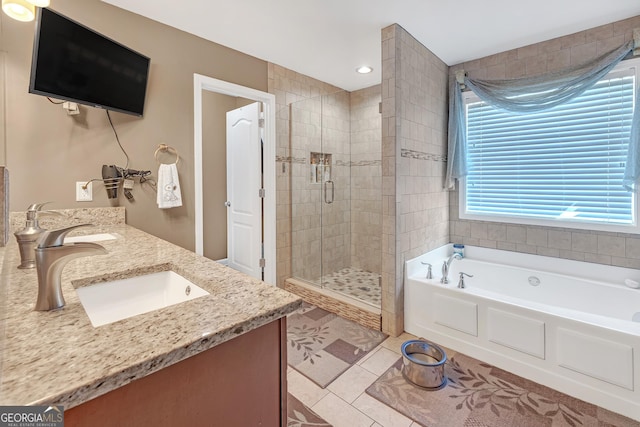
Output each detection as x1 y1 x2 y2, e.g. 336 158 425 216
276 156 381 168
400 148 446 162
276 156 306 164
284 279 382 331
351 160 382 167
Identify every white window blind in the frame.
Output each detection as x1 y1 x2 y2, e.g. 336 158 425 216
463 68 635 228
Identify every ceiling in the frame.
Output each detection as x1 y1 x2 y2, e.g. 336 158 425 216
102 0 640 92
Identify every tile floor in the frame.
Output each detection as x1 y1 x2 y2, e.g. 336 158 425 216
319 267 382 307
288 331 420 427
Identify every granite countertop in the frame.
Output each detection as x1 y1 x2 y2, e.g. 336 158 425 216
0 224 301 409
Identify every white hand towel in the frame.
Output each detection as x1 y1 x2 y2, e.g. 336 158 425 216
157 163 183 209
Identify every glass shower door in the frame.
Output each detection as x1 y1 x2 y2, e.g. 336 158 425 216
290 92 351 288
318 91 352 290
289 91 381 308
290 95 324 286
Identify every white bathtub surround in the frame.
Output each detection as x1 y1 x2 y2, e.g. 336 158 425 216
405 244 640 421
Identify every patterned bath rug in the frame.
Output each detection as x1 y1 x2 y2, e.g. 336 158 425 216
366 352 640 427
287 393 332 427
287 303 387 388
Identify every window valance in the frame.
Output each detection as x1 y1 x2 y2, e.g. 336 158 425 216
446 39 640 191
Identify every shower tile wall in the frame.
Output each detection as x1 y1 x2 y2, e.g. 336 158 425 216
350 85 382 274
381 24 450 335
449 15 640 269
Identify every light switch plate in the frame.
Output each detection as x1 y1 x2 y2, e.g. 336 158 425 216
76 181 93 202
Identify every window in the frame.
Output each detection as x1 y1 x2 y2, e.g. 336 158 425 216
461 59 640 233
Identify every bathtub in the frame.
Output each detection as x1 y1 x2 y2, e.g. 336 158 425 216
405 244 640 421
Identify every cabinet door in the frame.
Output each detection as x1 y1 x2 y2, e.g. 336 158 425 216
65 318 286 427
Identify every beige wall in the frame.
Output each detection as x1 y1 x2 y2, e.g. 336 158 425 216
449 15 640 269
201 92 233 261
0 0 267 251
381 24 450 335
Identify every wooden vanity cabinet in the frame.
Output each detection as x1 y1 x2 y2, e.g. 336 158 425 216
65 318 287 427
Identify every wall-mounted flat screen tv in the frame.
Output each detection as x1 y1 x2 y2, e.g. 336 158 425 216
29 8 150 117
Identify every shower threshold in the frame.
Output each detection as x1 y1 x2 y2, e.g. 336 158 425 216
284 277 381 330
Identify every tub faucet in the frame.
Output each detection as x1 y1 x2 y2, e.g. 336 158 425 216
441 253 462 284
421 262 433 279
457 272 473 289
35 224 108 311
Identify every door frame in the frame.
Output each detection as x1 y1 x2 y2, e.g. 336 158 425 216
193 74 276 285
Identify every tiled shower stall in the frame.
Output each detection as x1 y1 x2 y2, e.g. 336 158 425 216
286 88 383 311
268 63 384 327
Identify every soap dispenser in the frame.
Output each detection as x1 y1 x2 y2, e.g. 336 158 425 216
14 203 59 269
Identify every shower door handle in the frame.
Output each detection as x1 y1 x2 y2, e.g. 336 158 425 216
324 180 334 204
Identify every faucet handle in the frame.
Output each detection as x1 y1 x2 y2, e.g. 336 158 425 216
421 262 433 279
25 202 66 221
37 224 93 248
26 202 49 219
27 202 51 212
458 272 473 289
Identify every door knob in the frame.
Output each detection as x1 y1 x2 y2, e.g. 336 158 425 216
224 201 231 207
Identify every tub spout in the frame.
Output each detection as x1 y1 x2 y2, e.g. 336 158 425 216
441 253 462 284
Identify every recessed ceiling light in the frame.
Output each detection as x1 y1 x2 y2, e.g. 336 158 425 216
2 0 35 22
356 65 373 74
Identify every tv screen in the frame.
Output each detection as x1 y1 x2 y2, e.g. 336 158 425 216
29 8 150 117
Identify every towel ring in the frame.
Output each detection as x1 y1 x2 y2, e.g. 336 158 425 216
155 144 180 165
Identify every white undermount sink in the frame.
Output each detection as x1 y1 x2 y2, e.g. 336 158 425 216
76 271 209 327
64 233 118 243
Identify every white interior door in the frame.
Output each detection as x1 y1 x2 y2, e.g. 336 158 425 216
226 102 263 279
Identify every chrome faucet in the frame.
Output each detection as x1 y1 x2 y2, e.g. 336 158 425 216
457 272 473 289
34 224 108 311
440 253 462 284
421 261 433 279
